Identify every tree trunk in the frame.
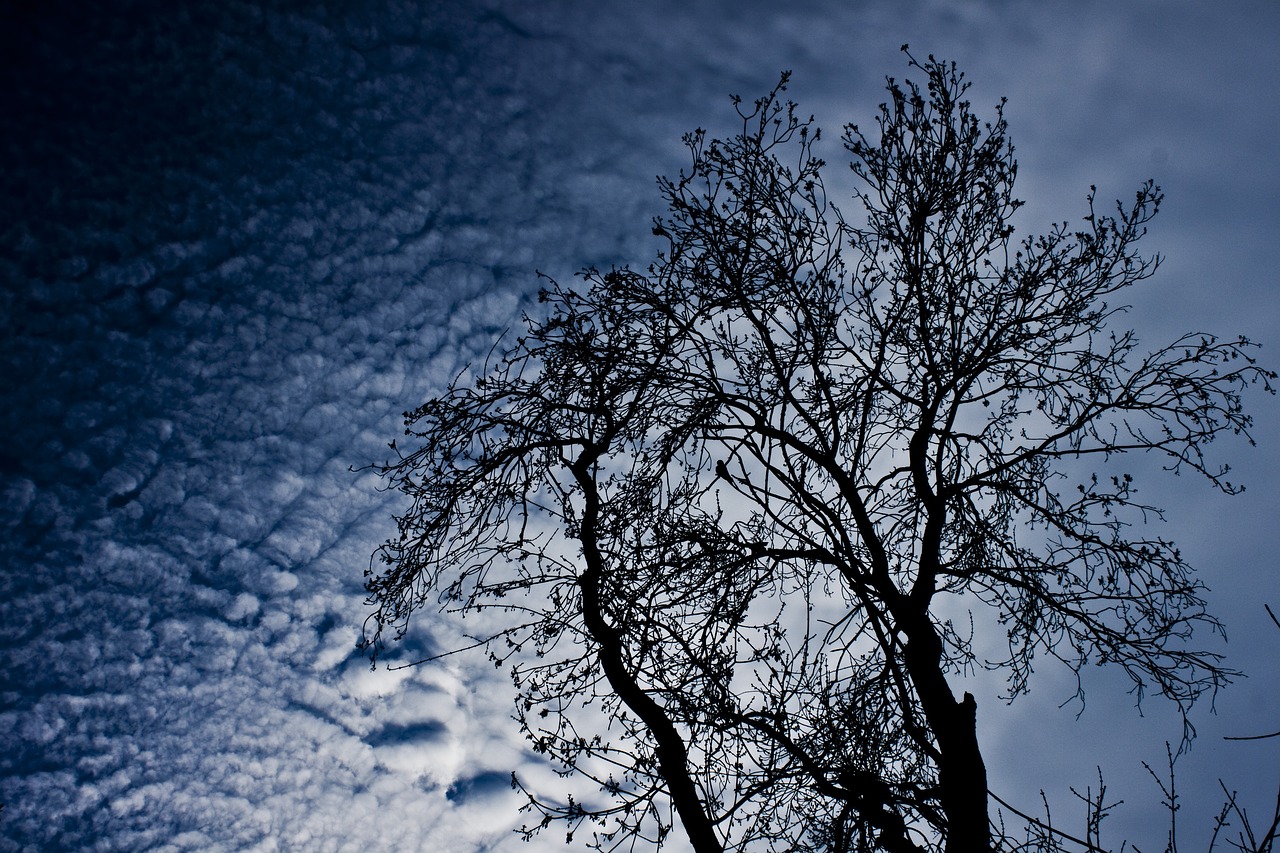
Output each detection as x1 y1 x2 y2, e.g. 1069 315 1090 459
904 628 992 852
573 459 724 853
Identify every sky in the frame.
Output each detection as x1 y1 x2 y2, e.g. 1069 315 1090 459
2 1 1278 850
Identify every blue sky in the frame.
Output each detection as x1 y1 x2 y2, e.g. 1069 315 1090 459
2 1 1278 850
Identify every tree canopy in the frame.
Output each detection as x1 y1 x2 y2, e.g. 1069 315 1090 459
363 51 1275 852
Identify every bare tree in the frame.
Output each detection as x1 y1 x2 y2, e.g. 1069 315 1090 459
362 50 1275 852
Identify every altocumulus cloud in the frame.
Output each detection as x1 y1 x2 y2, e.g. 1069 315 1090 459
0 1 686 849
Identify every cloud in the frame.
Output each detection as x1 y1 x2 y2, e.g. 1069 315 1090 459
3 1 1278 851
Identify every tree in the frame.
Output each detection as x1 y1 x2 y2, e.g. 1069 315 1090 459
362 50 1275 852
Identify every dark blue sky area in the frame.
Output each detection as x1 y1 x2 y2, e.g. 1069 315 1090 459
3 2 1278 850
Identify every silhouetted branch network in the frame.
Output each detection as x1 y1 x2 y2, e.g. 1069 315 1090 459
362 48 1275 852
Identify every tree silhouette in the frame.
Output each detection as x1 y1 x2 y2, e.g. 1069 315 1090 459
362 51 1275 852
